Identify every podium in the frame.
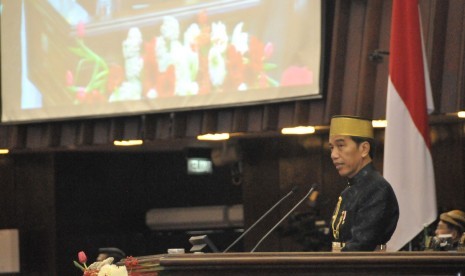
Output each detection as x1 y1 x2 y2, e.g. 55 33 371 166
127 252 465 275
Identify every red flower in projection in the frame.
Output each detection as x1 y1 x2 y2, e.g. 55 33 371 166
264 42 274 60
245 36 278 88
76 87 87 103
248 36 265 74
143 37 159 96
67 21 109 104
156 65 176 97
280 66 313 87
77 21 86 38
197 9 209 26
66 70 74 86
91 90 105 102
226 45 245 89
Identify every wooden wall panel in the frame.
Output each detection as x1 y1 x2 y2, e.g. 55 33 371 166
0 125 18 148
24 124 60 149
201 110 218 134
0 157 15 228
184 112 203 137
172 112 188 138
59 121 79 147
371 0 391 119
12 154 56 275
324 0 351 121
440 1 465 112
76 121 94 146
116 117 142 140
293 101 310 126
143 114 158 141
92 119 112 144
340 0 366 115
431 123 465 211
217 110 233 133
241 139 281 251
262 105 279 131
277 103 295 128
232 108 248 133
247 107 264 132
426 1 448 112
154 114 172 139
356 0 384 118
307 101 326 125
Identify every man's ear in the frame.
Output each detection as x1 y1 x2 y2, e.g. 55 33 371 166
360 141 370 158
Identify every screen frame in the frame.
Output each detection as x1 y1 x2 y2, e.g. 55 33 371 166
0 0 330 124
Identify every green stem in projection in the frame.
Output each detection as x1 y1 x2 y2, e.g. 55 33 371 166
69 39 110 94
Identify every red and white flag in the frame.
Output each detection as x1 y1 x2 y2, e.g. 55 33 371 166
384 0 437 251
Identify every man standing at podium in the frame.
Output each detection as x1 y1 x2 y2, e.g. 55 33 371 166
329 115 399 251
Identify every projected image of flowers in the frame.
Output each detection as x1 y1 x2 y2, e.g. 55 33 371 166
6 0 321 122
65 9 294 104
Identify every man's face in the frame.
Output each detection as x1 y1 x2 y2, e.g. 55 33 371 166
329 135 368 178
435 220 454 236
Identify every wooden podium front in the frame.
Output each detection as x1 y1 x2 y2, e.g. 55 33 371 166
127 252 465 275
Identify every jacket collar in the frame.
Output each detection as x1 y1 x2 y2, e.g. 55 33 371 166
347 162 374 186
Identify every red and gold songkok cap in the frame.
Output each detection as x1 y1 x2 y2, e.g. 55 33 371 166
329 115 374 139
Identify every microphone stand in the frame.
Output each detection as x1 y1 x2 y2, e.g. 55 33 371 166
223 186 298 253
250 184 317 252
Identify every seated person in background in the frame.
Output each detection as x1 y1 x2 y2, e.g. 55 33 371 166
430 210 465 251
97 247 126 263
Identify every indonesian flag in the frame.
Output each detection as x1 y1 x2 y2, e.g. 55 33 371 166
384 0 437 251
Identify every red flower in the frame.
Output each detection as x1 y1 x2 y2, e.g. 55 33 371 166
77 21 85 38
91 89 105 103
264 42 274 60
226 45 245 89
78 251 87 264
142 38 159 95
248 36 265 74
198 9 208 26
76 87 87 103
124 256 139 268
83 270 98 276
66 70 74 86
156 65 176 97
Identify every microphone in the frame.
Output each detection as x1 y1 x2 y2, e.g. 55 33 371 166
250 183 318 252
223 186 299 253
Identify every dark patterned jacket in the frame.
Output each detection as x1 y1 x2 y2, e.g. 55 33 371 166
331 163 399 251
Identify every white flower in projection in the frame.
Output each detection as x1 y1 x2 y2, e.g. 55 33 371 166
209 22 228 87
231 22 249 55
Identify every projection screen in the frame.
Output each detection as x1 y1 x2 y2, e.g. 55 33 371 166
0 0 323 123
